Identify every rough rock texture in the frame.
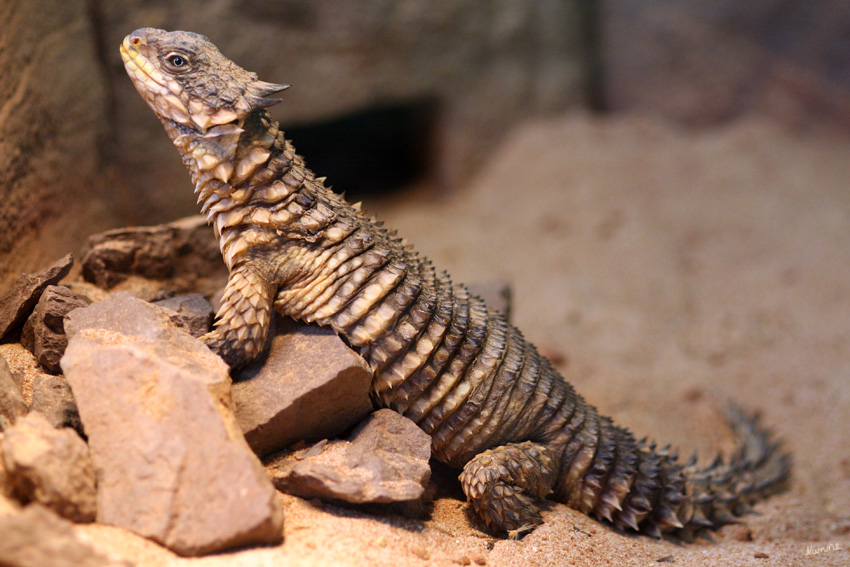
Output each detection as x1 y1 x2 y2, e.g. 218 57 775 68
0 255 73 340
232 315 374 458
0 504 128 567
152 293 214 338
0 354 27 431
600 0 850 130
30 373 83 434
270 409 432 504
61 293 283 556
80 216 225 297
0 1 114 290
21 285 92 373
1 413 97 522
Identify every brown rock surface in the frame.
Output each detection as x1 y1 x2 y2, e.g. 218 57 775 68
0 354 27 431
30 373 83 434
0 254 73 340
1 413 96 522
0 504 128 567
270 409 431 504
61 293 283 556
152 293 214 338
599 0 850 131
232 315 374 457
80 216 225 297
0 1 113 290
21 285 92 373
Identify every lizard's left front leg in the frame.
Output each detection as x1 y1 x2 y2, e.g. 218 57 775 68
203 264 275 368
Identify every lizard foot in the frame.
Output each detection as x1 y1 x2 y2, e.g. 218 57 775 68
203 265 274 369
459 441 557 537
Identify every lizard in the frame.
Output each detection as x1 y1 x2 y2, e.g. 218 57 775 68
120 28 791 539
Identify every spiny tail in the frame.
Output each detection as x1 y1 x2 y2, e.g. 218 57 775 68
676 403 792 540
607 403 791 540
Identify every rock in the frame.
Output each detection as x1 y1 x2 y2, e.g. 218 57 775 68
467 281 512 323
80 216 225 296
0 354 27 431
0 0 110 296
232 315 374 458
30 373 83 435
0 254 73 340
0 504 128 567
270 409 432 504
21 285 92 373
61 293 283 556
152 293 214 338
600 1 850 132
1 413 97 522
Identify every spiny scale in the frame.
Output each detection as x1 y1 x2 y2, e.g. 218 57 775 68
122 27 792 539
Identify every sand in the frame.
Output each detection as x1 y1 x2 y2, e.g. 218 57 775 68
8 111 850 566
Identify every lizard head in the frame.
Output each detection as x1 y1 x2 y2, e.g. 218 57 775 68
120 28 290 133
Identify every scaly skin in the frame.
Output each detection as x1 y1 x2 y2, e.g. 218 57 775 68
121 28 791 539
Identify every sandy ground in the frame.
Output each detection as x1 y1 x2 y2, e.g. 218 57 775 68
7 112 850 566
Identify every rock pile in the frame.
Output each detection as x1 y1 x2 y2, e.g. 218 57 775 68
62 293 284 556
0 217 480 560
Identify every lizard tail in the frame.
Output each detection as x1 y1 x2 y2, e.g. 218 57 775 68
570 402 791 539
676 403 792 539
606 403 791 539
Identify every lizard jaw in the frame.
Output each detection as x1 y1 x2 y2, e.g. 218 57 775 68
120 34 240 133
120 38 196 129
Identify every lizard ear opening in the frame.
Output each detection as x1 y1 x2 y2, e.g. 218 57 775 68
245 81 291 109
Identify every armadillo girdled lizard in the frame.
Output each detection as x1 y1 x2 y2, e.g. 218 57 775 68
120 28 791 539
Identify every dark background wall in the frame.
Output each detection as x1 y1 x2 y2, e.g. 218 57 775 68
2 0 849 286
599 0 850 129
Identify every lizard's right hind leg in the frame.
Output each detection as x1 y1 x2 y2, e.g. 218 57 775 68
459 441 558 538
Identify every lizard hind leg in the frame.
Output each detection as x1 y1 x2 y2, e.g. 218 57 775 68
203 265 275 369
459 441 558 538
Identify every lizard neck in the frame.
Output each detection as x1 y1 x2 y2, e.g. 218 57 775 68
165 110 301 270
165 110 278 211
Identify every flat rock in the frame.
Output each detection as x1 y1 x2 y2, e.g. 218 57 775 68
0 254 73 340
232 315 374 458
61 293 283 556
0 504 129 567
0 354 27 431
1 413 96 522
21 285 92 373
152 293 214 338
270 409 432 504
80 216 225 296
30 372 83 434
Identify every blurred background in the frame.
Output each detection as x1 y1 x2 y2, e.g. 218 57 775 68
1 0 850 284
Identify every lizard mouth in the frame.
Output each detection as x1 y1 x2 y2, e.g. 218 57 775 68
120 36 195 128
120 41 170 94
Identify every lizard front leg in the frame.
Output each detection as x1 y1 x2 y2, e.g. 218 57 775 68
203 264 275 368
459 441 558 538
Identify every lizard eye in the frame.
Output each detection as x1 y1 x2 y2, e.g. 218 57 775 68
164 53 189 71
